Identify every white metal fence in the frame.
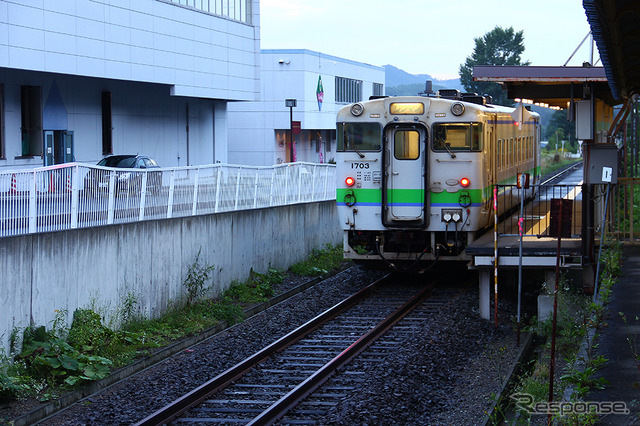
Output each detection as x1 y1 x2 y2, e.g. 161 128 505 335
0 162 336 238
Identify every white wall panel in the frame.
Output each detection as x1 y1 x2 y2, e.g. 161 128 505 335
0 0 258 101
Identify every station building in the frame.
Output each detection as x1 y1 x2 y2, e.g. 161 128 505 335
227 49 385 166
0 0 260 171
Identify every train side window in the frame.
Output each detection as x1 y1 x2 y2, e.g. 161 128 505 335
432 123 482 152
394 130 420 160
510 138 515 165
529 136 533 159
498 139 502 170
518 137 522 164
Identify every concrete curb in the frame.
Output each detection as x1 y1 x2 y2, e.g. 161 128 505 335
482 333 539 425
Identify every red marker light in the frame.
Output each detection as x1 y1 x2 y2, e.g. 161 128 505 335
460 177 470 187
513 121 520 126
345 176 356 187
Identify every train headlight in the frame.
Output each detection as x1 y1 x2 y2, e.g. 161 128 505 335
350 103 364 116
345 176 356 187
451 102 465 116
460 177 470 187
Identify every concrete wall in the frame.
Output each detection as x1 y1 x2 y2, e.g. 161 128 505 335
0 201 341 352
0 0 260 100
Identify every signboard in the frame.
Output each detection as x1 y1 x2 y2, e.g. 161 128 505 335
292 121 301 135
316 76 324 111
549 199 573 238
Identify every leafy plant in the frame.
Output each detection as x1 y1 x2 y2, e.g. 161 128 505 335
560 355 609 398
120 292 139 325
17 324 112 389
289 244 344 276
184 249 215 305
0 373 27 402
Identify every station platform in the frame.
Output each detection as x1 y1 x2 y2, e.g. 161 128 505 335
465 180 586 319
466 233 583 268
587 245 640 424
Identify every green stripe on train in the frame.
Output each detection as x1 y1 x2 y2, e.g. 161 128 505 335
336 188 486 204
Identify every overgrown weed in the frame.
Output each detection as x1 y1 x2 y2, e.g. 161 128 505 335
0 245 343 403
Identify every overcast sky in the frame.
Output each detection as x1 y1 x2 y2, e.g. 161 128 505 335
259 0 596 79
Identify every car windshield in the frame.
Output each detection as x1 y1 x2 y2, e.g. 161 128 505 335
98 156 137 168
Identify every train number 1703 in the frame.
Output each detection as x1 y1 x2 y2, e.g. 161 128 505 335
351 162 370 169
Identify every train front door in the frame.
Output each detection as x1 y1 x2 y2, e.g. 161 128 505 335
383 125 426 227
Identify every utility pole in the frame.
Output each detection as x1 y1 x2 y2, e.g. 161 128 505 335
285 99 297 162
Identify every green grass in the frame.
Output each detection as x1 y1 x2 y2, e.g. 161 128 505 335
0 245 346 402
289 244 344 276
510 241 623 422
540 152 581 177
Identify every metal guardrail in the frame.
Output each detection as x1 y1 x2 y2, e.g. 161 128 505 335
496 184 583 238
609 177 640 244
0 162 336 238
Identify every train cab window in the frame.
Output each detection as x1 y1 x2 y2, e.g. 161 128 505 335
337 122 381 151
394 130 420 160
432 123 482 152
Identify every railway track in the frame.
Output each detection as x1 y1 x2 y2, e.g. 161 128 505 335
135 275 446 425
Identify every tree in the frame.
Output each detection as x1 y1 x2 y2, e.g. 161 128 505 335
545 109 576 147
459 26 530 106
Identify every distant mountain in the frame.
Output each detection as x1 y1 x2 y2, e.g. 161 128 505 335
384 65 462 96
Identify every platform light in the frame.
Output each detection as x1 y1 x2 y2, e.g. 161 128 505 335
345 176 356 187
460 177 470 187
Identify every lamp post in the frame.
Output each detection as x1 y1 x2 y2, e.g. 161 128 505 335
285 99 297 162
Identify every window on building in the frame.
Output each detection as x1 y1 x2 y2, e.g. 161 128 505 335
102 91 113 155
373 82 384 97
20 86 42 157
335 77 362 103
164 0 252 23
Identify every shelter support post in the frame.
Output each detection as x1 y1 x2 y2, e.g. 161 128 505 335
479 270 491 320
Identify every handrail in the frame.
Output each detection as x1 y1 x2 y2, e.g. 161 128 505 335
0 162 336 238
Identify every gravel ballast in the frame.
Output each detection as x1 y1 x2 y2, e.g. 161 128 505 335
5 266 526 425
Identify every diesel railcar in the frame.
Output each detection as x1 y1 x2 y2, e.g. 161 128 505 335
336 91 541 268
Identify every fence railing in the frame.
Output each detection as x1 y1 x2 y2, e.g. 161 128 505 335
0 162 336 238
496 184 583 238
609 178 640 244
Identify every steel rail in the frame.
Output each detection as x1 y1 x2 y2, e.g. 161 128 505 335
247 281 434 426
134 274 391 426
540 161 582 186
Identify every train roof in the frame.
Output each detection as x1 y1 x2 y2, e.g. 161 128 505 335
353 91 539 118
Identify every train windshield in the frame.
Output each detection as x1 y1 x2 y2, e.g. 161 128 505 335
337 123 381 151
432 123 482 151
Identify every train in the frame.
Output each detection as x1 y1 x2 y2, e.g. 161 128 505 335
336 89 541 270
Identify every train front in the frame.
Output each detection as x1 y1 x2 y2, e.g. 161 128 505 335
336 96 489 269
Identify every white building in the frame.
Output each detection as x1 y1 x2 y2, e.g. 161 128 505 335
228 49 385 166
0 0 260 171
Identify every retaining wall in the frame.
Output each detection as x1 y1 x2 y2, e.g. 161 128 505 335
0 201 341 353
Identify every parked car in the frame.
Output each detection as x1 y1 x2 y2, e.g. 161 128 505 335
84 155 162 195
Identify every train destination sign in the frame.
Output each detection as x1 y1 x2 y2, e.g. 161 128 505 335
389 102 424 115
